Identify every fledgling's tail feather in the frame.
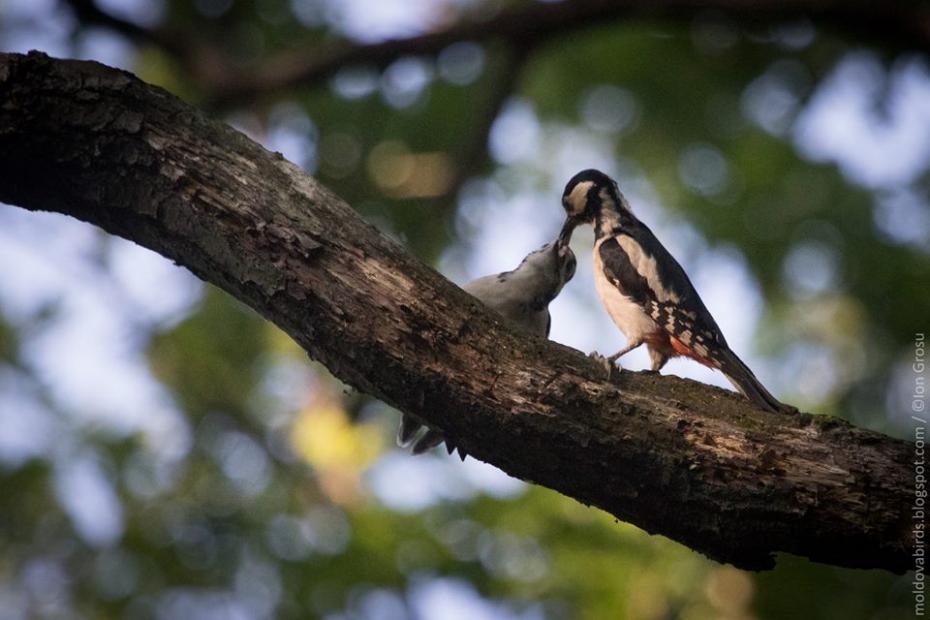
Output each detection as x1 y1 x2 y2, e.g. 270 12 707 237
412 429 445 455
397 414 464 458
397 413 424 447
718 349 784 413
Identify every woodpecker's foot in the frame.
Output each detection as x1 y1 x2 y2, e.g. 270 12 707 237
588 351 619 378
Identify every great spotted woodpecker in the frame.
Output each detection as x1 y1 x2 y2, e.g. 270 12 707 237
398 237 577 457
559 169 785 413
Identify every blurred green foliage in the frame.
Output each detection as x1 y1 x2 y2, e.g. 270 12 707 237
0 0 926 618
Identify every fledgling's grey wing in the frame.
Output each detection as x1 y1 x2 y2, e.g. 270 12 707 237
411 428 444 455
464 272 554 337
462 273 505 307
463 274 526 327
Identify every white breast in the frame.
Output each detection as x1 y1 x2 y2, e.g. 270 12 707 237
592 238 659 341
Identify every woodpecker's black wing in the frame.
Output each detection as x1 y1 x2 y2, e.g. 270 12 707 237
598 222 725 361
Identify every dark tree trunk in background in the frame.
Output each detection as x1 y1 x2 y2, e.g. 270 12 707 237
0 52 915 573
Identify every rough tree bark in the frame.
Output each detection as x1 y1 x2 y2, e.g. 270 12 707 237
0 52 915 573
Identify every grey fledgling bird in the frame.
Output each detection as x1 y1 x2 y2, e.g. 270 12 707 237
398 237 577 458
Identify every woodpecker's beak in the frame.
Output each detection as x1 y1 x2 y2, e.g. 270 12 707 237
557 217 578 249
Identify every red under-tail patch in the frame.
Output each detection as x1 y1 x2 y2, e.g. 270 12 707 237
669 336 716 368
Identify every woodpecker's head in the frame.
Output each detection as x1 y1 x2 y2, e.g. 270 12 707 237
559 169 632 243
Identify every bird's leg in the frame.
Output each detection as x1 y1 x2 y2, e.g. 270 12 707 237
646 345 669 374
606 338 644 365
589 337 644 378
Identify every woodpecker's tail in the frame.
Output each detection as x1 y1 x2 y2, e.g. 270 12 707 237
717 349 784 413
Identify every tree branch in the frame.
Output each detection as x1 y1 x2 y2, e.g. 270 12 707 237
205 0 930 105
442 45 532 213
64 0 181 54
62 0 246 94
0 52 914 573
66 0 930 107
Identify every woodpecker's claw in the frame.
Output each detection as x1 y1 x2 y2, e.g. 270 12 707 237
588 351 619 378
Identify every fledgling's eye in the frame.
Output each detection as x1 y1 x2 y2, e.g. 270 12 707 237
564 254 576 280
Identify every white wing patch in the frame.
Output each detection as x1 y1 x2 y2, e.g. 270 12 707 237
617 235 681 304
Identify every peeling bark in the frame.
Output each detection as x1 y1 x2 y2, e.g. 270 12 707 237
0 52 914 573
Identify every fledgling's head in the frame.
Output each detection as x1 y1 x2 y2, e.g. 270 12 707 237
559 169 632 243
517 239 577 293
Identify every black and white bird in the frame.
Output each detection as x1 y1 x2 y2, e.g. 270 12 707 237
559 169 785 413
398 238 577 457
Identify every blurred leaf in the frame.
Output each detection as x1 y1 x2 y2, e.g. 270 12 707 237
148 287 266 417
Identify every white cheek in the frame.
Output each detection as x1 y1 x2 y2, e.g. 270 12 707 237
567 181 593 215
